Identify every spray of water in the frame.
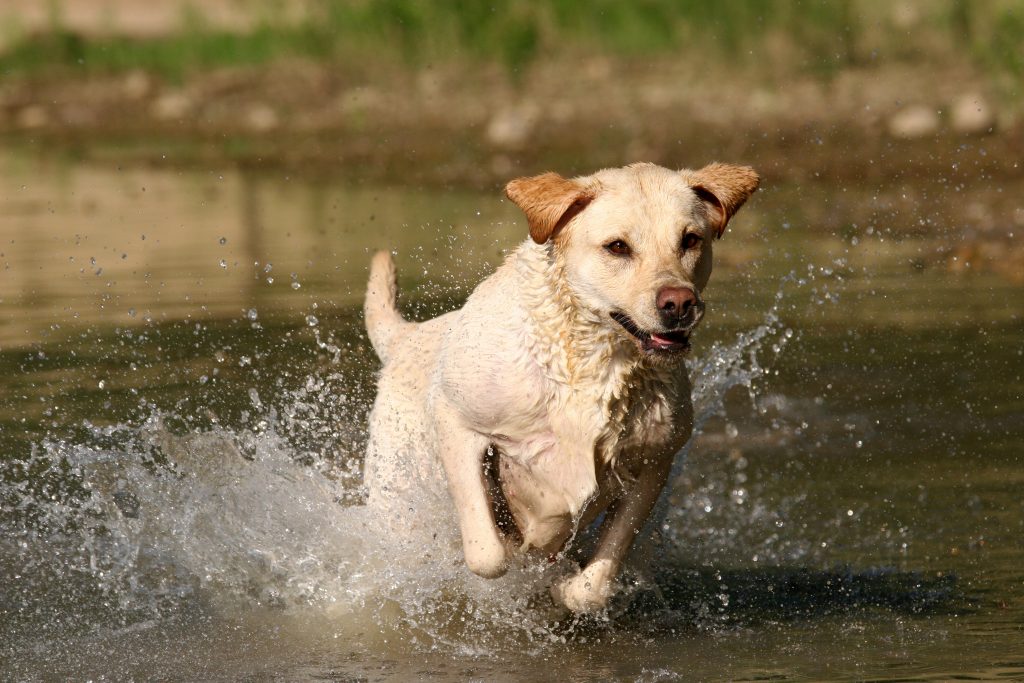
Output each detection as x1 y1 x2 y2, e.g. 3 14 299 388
1 283 799 655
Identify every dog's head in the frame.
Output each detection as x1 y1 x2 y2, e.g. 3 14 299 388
506 162 759 361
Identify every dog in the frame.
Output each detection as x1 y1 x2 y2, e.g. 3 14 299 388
363 162 759 612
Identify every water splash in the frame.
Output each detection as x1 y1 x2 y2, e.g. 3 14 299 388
1 293 796 655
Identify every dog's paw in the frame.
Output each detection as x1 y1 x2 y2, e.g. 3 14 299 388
550 560 614 613
463 538 508 579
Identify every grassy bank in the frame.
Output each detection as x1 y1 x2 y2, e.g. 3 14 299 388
0 1 1021 86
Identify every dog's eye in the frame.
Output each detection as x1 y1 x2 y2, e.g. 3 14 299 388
681 233 703 252
604 240 632 257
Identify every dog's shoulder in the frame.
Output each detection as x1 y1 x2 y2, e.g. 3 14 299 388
434 250 550 425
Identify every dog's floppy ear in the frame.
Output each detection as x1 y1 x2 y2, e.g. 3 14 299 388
686 163 760 239
505 172 593 244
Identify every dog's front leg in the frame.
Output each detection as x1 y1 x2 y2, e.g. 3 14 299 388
433 397 507 578
552 450 674 612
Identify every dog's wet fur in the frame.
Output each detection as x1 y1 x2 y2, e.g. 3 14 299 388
363 162 759 612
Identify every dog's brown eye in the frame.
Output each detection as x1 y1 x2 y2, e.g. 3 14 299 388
605 240 632 256
681 233 703 252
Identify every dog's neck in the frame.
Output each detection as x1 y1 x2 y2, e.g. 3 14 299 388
514 239 680 482
515 240 663 392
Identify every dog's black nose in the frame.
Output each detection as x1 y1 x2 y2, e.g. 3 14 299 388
656 286 697 325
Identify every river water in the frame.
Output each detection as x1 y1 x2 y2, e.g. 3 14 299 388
1 150 1021 681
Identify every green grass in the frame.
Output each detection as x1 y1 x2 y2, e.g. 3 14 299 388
0 23 333 82
0 0 1021 83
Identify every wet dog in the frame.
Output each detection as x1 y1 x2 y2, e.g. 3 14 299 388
363 162 759 612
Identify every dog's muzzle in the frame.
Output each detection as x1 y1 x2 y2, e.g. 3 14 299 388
656 286 702 328
610 311 695 354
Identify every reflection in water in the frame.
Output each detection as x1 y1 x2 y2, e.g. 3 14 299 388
239 170 266 305
616 565 963 630
0 151 513 347
0 150 1023 681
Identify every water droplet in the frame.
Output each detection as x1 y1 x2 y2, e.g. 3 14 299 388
128 308 136 317
306 315 319 327
219 237 227 245
246 308 258 321
219 259 227 268
98 380 106 389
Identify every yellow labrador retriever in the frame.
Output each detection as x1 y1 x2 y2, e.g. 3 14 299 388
364 162 759 612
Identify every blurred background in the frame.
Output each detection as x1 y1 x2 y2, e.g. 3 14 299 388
1 1 1021 179
1 2 1023 681
1 0 1021 339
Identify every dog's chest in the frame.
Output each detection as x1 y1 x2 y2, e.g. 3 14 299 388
525 363 673 462
497 368 677 550
582 367 676 468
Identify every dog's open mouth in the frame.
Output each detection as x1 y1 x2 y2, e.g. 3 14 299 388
610 311 692 354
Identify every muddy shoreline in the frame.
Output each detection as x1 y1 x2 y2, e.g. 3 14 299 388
2 58 1020 183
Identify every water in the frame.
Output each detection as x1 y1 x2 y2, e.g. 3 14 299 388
1 150 1022 681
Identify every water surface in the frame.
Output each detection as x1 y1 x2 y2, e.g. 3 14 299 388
1 150 1022 681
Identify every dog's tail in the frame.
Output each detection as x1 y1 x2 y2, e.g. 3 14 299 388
365 250 408 363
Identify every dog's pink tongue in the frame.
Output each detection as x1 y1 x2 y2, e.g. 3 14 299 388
648 333 678 350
